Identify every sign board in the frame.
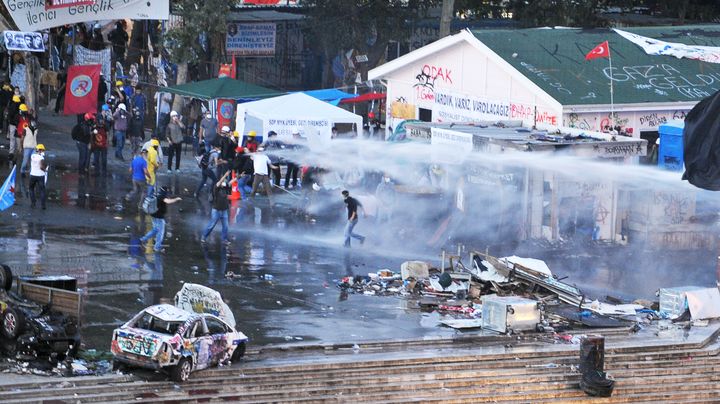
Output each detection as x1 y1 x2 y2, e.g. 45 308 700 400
265 117 330 139
3 31 45 52
45 0 94 9
431 127 473 163
403 123 431 143
3 0 170 32
226 23 276 56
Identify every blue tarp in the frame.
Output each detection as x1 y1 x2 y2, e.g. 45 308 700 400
301 89 356 106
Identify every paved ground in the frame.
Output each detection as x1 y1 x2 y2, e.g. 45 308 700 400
0 104 717 359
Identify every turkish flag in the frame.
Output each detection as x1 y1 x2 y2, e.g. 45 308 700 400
64 64 100 115
585 41 610 61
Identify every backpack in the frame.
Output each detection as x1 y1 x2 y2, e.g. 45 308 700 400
197 150 211 169
71 124 84 141
142 190 158 215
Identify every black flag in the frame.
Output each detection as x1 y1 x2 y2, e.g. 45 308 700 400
682 90 720 191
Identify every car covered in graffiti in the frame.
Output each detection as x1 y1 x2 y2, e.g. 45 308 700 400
0 264 82 360
110 283 248 382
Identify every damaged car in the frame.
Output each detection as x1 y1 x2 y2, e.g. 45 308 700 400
0 264 81 360
110 283 248 382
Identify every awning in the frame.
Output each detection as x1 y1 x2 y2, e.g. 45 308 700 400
162 77 280 100
339 92 386 104
301 88 357 105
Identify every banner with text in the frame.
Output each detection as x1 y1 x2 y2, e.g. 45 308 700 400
433 88 560 126
432 89 510 123
264 117 331 141
431 127 473 163
4 0 170 32
226 22 276 56
45 0 94 9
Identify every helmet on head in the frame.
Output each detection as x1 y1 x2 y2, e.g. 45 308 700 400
118 103 126 111
233 131 240 138
368 111 376 119
18 104 28 112
151 139 160 147
12 95 20 103
247 130 257 137
101 104 110 111
84 112 96 121
36 144 45 151
115 80 123 87
170 110 178 117
221 126 230 133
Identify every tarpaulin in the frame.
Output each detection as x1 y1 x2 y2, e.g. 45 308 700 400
682 90 720 190
64 65 100 115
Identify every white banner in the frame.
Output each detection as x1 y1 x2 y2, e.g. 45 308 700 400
4 31 44 52
614 28 720 64
10 63 26 94
432 88 510 123
226 23 276 56
3 0 170 32
74 45 111 81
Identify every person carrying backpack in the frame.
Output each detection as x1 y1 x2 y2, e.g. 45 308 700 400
91 118 108 175
72 113 94 174
194 142 220 198
139 186 182 253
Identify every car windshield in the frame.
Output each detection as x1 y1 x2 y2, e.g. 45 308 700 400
133 312 183 335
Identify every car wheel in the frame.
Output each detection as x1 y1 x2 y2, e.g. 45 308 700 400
231 342 246 362
170 357 192 383
112 359 126 372
0 264 12 291
2 307 25 339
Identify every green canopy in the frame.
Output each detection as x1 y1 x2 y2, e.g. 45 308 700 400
162 77 279 100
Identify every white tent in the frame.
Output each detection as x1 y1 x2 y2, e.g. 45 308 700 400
235 92 362 142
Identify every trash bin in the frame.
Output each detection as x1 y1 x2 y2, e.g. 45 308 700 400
579 335 605 373
658 121 685 171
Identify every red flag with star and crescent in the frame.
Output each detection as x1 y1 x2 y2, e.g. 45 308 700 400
586 41 610 61
64 64 100 115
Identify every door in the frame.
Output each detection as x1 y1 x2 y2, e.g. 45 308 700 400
185 319 213 370
204 316 232 365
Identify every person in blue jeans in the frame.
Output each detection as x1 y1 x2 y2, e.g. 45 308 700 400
342 190 366 247
140 186 182 252
201 171 235 244
113 103 129 160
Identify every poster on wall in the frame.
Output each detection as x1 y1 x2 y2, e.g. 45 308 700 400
4 31 45 52
226 23 276 56
3 0 170 32
432 88 510 123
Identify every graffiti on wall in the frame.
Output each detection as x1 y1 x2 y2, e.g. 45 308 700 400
414 64 453 102
603 64 719 99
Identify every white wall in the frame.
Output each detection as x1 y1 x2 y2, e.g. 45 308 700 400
384 40 562 138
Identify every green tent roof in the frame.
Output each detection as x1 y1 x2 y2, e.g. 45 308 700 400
162 77 280 100
471 25 720 106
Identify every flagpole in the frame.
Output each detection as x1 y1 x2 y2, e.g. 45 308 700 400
608 49 615 131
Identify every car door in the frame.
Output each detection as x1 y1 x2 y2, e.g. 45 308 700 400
184 318 213 371
203 315 232 366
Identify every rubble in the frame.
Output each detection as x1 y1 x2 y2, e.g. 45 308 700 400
336 251 720 339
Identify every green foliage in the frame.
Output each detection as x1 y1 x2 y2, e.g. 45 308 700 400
164 0 232 65
508 0 607 28
303 0 431 63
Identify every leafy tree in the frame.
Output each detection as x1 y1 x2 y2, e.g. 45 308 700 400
507 0 608 28
304 0 436 86
163 0 232 79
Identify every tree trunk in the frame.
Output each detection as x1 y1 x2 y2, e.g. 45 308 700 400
439 0 456 38
24 54 41 115
172 62 188 113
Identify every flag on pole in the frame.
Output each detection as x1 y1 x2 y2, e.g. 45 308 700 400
0 166 17 211
585 41 610 61
63 64 101 115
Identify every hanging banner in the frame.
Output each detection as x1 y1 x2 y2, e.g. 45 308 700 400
226 22 276 56
10 64 26 94
433 88 510 123
64 64 100 115
3 31 45 52
74 45 111 81
3 0 170 32
45 0 94 9
614 28 720 64
217 99 236 129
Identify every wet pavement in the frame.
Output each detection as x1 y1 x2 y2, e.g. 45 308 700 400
0 108 717 353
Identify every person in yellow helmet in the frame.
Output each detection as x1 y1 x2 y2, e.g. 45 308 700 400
243 130 259 152
113 79 127 106
29 143 48 209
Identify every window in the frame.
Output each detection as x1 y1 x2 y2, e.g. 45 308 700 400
133 313 183 335
205 317 228 335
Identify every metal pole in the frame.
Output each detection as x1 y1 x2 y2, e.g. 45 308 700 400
608 50 614 130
